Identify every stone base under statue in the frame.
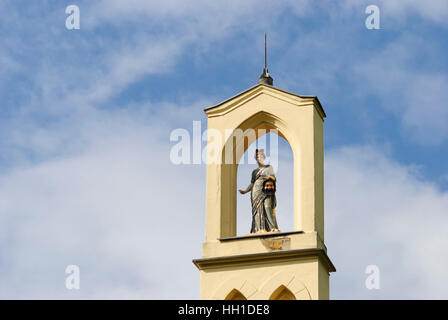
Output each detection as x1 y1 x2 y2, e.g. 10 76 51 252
244 229 280 237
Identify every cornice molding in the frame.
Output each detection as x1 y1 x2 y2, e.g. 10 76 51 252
193 248 336 273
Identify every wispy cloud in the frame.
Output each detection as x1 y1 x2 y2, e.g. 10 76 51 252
327 145 448 299
1 121 447 298
0 0 447 299
0 104 204 299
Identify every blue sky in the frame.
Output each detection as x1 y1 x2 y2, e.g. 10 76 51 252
0 0 447 299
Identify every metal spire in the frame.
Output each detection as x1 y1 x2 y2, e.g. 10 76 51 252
258 32 273 85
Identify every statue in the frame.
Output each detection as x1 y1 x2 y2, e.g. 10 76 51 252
239 149 280 233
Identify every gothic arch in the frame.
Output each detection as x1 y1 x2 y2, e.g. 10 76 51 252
219 110 300 238
269 285 296 300
225 289 247 300
221 110 295 165
211 277 258 300
254 270 311 300
203 84 326 244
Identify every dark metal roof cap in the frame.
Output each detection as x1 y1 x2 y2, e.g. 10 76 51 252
258 67 273 85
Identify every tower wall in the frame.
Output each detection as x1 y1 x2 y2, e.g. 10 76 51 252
194 84 335 300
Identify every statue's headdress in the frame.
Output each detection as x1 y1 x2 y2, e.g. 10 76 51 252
255 149 265 159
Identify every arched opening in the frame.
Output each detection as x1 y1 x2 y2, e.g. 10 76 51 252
219 111 299 238
269 285 296 300
225 289 247 300
237 133 294 236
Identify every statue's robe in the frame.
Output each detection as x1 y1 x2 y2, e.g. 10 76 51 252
250 164 279 233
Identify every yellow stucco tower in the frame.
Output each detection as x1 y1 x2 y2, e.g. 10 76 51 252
193 55 335 300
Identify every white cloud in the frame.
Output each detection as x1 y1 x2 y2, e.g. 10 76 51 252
1 108 447 298
0 0 447 300
276 25 448 144
343 0 448 26
0 105 205 299
2 0 448 146
380 0 448 25
326 145 448 299
85 0 296 29
351 33 448 144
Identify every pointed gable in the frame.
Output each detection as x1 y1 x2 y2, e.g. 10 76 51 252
204 84 326 120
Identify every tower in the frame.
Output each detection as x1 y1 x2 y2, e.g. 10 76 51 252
193 37 335 300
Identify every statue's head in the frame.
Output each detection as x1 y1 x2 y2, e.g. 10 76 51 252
263 178 276 195
255 149 266 164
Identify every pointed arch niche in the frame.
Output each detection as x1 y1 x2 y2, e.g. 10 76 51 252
269 285 296 300
225 289 247 300
203 84 325 242
236 131 294 236
219 110 305 239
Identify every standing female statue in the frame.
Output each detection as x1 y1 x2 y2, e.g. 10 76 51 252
239 149 280 233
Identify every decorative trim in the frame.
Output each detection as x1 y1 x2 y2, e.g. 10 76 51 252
193 248 336 273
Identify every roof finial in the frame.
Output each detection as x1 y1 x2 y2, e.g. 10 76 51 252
258 32 273 85
265 32 267 69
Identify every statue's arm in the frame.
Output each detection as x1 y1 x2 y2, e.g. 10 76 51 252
238 183 253 195
239 169 257 194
